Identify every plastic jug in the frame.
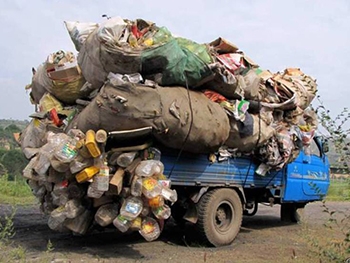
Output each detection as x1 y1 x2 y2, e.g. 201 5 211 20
152 204 171 220
94 203 119 227
113 214 131 233
131 176 143 197
142 177 162 198
85 130 101 158
120 196 143 220
75 166 99 183
139 217 161 242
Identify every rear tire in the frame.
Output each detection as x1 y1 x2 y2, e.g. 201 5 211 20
196 188 243 247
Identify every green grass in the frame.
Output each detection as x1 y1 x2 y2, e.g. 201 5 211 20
326 180 350 201
0 175 35 205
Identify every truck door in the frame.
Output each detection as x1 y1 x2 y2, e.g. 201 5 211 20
301 138 329 197
283 137 330 202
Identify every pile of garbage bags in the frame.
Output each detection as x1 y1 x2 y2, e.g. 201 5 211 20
21 16 319 239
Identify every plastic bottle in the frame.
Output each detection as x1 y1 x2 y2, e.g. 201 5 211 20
95 129 108 144
135 160 164 177
158 179 171 188
87 184 104 199
130 176 143 197
94 161 110 192
139 217 161 242
142 177 162 199
116 152 137 168
161 188 178 204
49 205 67 229
152 204 171 220
64 209 92 235
23 156 38 179
66 128 85 141
148 195 164 208
65 199 85 219
50 156 70 173
113 214 131 233
53 180 69 194
120 196 143 220
255 163 270 177
34 143 54 175
34 185 46 202
54 137 78 163
85 130 101 158
75 166 99 183
76 139 92 159
94 203 119 227
70 156 94 174
27 179 40 193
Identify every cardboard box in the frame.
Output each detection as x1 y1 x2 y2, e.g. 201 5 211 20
47 61 81 80
47 66 80 80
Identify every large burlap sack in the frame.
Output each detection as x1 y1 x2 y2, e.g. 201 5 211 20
30 50 88 105
77 17 212 90
225 113 275 152
67 79 230 153
77 17 141 89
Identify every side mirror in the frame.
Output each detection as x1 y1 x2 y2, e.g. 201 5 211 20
322 140 329 153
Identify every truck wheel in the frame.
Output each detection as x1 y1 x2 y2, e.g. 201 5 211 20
196 188 243 247
280 203 304 223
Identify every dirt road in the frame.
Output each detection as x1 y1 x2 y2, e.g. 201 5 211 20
0 201 348 263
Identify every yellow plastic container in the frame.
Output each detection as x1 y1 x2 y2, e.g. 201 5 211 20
75 166 99 183
85 130 101 158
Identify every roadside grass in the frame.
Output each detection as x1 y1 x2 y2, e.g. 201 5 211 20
0 175 35 205
303 179 349 263
326 180 350 201
0 206 26 263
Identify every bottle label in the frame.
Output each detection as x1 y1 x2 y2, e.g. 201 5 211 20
143 178 157 191
142 221 156 234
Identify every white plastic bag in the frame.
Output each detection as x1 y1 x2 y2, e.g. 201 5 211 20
64 21 98 51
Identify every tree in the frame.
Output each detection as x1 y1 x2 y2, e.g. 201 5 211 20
0 149 28 180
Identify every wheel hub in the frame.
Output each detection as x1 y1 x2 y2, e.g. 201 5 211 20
216 208 227 222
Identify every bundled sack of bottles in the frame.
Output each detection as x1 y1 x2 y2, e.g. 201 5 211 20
66 73 230 153
27 50 89 105
67 17 213 90
21 125 177 241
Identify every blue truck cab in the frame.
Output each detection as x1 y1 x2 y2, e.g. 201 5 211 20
160 136 330 246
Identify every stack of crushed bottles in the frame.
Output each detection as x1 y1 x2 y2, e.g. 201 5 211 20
22 126 177 241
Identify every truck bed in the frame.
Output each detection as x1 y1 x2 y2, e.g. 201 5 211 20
162 151 284 188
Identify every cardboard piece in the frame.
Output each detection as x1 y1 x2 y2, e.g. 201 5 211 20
209 37 239 54
47 66 81 80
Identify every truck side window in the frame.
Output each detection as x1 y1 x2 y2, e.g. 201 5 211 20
310 139 321 157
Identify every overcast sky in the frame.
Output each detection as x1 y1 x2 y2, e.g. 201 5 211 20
1 0 349 121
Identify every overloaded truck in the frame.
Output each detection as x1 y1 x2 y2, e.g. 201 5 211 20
108 128 330 247
21 16 330 247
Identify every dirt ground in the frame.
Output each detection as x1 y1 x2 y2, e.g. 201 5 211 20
0 201 349 263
